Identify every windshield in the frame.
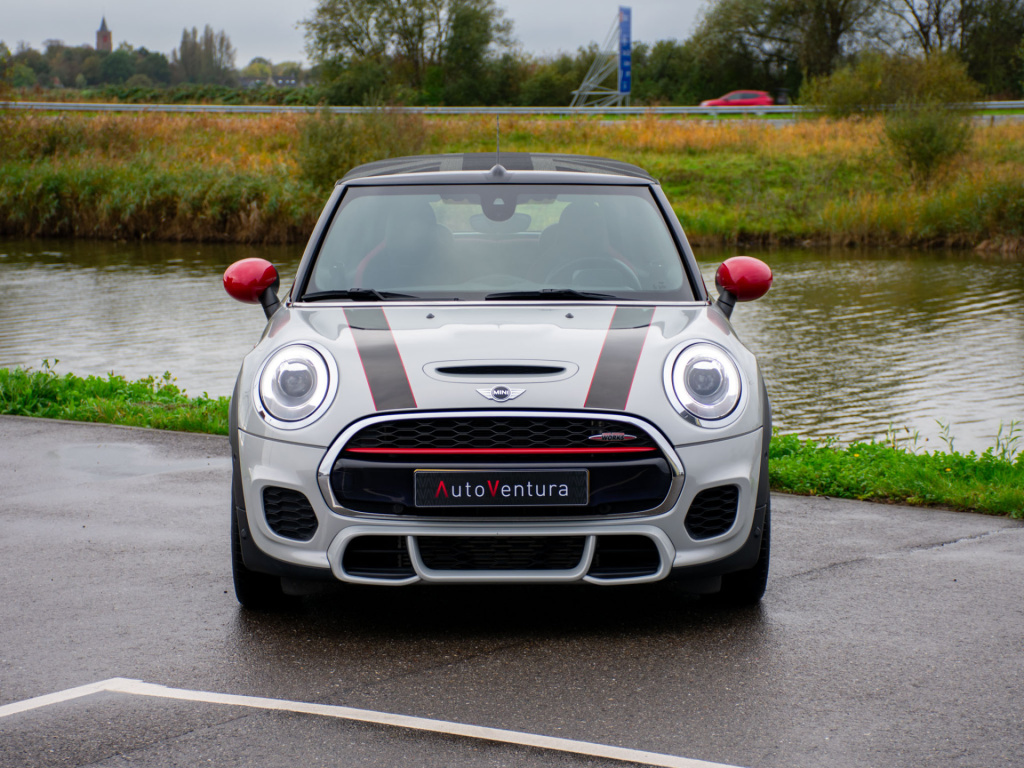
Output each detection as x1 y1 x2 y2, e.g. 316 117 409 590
302 184 693 301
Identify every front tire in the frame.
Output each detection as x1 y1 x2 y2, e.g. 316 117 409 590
231 507 290 610
711 500 770 607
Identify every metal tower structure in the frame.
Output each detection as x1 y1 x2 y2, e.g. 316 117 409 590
570 7 631 108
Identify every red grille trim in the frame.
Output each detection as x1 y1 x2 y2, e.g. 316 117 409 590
344 447 657 455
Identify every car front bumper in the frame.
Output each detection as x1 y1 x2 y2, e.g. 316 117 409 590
235 415 765 586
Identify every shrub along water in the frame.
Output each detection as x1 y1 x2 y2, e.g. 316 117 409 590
1 366 1021 518
1 110 1024 250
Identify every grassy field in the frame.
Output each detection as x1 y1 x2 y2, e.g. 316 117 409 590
1 365 1021 518
1 110 1024 250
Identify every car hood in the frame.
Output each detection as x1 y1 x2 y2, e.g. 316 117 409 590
237 303 765 447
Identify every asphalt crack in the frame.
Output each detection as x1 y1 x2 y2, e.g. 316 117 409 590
786 527 1019 580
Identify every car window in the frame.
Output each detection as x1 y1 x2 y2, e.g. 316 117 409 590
304 184 693 301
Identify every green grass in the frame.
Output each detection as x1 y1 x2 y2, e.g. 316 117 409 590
0 364 229 435
2 364 1021 518
769 433 1024 518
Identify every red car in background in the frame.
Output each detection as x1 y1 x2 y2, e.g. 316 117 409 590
700 90 774 107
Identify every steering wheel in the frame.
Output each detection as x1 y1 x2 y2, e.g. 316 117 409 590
545 258 642 291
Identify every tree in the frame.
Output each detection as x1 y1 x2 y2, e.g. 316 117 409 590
877 0 966 53
242 57 273 81
303 0 513 96
801 49 982 114
172 25 237 85
136 48 172 84
697 0 878 80
81 55 103 85
10 62 36 88
960 0 1024 95
101 49 135 84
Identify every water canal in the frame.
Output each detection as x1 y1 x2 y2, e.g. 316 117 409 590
1 239 1021 454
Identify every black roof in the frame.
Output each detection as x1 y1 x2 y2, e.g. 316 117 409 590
341 153 655 182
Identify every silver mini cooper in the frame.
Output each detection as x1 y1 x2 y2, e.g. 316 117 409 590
224 153 773 609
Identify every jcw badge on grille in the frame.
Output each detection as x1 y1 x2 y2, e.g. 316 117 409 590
414 470 588 507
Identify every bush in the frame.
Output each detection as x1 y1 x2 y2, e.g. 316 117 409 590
296 106 427 189
803 51 982 117
884 103 973 184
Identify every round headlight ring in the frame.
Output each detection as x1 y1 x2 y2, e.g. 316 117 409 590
257 344 335 426
669 343 742 421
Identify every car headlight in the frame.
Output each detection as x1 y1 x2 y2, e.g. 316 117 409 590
666 343 741 421
258 344 334 424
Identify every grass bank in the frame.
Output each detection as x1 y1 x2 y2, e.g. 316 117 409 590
0 365 229 435
2 366 1021 518
1 111 1024 250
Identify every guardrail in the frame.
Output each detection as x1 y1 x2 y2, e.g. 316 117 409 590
2 101 1022 116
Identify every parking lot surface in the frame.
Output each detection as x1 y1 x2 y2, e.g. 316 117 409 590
1 415 1022 768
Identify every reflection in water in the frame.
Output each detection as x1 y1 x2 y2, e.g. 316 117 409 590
698 249 1024 452
1 239 1021 452
0 239 304 398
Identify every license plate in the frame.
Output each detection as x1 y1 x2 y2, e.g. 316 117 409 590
414 470 589 508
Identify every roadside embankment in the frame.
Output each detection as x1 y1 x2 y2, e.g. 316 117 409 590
2 366 1020 518
1 111 1024 251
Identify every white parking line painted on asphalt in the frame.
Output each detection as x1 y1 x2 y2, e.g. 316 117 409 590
0 678 746 768
0 678 124 719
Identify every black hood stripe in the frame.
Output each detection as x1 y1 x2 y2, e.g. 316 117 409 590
345 307 417 411
584 306 655 411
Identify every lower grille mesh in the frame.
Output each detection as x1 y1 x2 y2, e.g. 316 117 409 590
685 485 739 539
418 536 585 571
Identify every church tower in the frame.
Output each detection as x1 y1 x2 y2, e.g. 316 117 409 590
96 17 112 52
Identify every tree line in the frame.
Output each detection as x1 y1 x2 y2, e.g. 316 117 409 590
3 0 1023 103
1 25 241 90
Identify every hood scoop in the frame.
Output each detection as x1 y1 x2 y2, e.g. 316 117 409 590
425 360 578 383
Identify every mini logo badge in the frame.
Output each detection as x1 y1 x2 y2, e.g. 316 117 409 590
588 432 637 442
477 385 525 402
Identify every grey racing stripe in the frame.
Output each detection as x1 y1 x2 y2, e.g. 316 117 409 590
344 307 417 411
584 306 655 411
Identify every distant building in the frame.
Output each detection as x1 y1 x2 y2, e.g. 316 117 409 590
96 17 112 52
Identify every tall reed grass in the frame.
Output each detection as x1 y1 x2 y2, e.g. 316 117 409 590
1 111 1023 250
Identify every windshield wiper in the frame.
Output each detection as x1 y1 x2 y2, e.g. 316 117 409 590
484 288 617 301
302 288 418 302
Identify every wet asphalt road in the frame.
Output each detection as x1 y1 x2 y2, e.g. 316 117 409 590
1 415 1022 768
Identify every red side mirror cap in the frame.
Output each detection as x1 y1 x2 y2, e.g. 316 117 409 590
715 256 772 303
224 258 280 304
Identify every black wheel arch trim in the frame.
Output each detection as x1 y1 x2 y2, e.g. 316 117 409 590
672 501 767 579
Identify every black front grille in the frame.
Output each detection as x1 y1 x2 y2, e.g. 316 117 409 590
332 415 673 518
685 485 739 540
263 487 318 541
588 536 661 578
417 536 585 571
346 417 658 450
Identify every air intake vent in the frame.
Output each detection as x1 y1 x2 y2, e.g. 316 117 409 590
263 487 318 541
417 536 585 571
588 535 661 578
435 365 565 376
343 536 414 579
685 485 739 540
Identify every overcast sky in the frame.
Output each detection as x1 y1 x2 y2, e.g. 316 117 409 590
5 1 707 66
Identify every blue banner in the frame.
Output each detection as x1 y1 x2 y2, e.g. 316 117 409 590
618 6 632 94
